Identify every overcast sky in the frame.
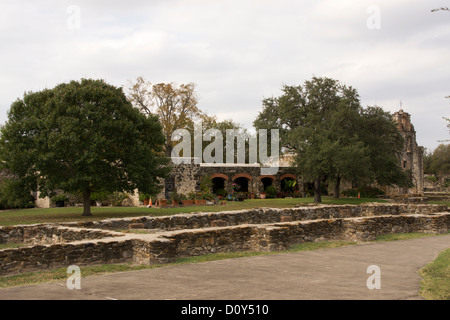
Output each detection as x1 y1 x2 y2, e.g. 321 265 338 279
1 0 449 151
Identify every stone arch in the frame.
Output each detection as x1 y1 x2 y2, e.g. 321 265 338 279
280 174 298 193
210 174 229 194
232 173 252 193
210 173 229 181
259 175 275 191
232 173 253 181
258 175 276 181
280 173 297 181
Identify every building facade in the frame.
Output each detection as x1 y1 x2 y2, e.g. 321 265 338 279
23 108 424 208
392 109 424 194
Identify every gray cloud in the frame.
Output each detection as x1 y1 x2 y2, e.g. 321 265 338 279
0 0 449 151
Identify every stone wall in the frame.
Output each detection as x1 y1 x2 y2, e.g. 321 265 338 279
58 203 448 231
392 109 424 194
144 213 450 261
0 240 134 274
0 225 123 245
161 162 299 200
1 204 449 275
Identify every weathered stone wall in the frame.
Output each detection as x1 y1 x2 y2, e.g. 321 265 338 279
58 203 448 231
144 213 450 261
0 225 122 245
1 204 449 275
161 162 299 199
0 240 134 274
392 109 424 194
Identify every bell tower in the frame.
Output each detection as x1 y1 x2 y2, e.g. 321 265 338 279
393 108 424 194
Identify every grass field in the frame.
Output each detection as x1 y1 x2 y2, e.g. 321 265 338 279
0 196 388 226
419 248 450 300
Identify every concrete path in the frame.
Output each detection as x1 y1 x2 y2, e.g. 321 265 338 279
1 235 449 300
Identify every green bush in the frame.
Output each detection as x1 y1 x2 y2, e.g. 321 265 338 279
108 192 129 206
169 191 181 203
91 191 109 202
215 189 227 197
444 178 450 188
0 178 35 210
51 194 69 203
341 186 384 198
265 185 277 198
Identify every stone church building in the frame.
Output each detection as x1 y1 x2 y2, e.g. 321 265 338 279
0 108 425 208
391 109 424 194
158 108 425 200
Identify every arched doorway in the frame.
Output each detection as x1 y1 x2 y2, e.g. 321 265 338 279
232 173 252 193
234 177 249 192
210 173 229 196
212 177 226 194
281 177 297 196
261 177 273 191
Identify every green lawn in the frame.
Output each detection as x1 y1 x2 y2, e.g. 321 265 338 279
419 248 450 300
427 200 450 206
0 196 387 226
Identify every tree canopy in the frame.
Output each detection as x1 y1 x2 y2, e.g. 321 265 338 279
127 76 213 156
254 76 411 202
0 79 169 216
425 144 450 178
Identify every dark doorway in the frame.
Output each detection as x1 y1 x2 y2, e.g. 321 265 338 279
281 178 297 192
212 177 226 194
261 177 273 191
164 176 175 200
234 177 249 192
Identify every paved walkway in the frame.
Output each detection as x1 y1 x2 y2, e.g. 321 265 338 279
0 235 449 300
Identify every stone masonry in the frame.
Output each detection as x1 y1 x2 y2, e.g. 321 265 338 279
1 203 448 275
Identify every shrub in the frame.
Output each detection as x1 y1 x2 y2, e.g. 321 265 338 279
200 176 213 193
341 186 384 198
91 191 109 202
138 193 150 201
51 194 69 203
0 178 35 209
215 189 227 197
265 185 277 198
444 178 450 188
108 192 129 206
169 191 181 203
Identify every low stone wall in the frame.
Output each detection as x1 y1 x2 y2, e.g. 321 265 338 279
0 224 122 245
0 239 134 274
1 204 449 275
57 203 449 232
141 213 450 263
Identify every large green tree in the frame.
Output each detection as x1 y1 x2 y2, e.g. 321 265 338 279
0 79 169 216
425 144 450 178
358 106 412 188
254 77 410 202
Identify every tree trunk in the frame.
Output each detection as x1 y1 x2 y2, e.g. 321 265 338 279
313 179 322 203
82 189 92 216
333 175 341 199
